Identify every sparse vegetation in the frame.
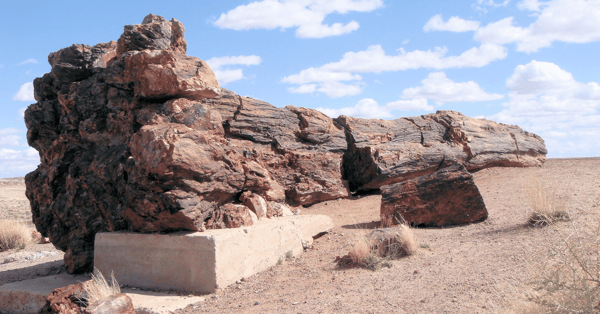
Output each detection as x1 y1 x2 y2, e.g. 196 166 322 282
0 219 32 251
285 250 294 260
526 218 600 313
517 178 600 313
524 174 571 226
82 268 121 305
338 224 417 271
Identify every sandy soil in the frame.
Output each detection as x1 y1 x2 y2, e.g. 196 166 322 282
1 158 599 313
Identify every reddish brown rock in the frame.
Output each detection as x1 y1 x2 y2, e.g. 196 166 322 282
38 283 85 314
240 191 268 218
24 14 545 274
337 110 547 192
205 204 254 229
380 164 488 227
83 293 136 314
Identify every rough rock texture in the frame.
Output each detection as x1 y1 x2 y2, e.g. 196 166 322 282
38 283 84 314
83 293 136 314
337 111 547 191
25 14 546 273
25 14 351 273
380 164 488 227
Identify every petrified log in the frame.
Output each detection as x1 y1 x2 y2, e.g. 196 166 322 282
380 164 488 227
336 111 547 191
24 14 547 274
25 14 349 273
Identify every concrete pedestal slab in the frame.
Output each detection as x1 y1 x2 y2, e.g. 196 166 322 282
94 214 333 293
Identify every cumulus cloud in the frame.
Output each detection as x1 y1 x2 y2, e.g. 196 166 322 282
19 59 37 65
517 0 548 11
401 72 504 105
489 61 600 157
423 15 480 32
0 128 39 177
473 0 511 12
317 98 433 119
0 128 22 146
283 44 507 97
0 147 40 177
214 0 382 38
206 55 262 84
475 0 600 53
13 82 35 102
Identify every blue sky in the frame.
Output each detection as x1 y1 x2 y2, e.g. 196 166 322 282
1 0 599 178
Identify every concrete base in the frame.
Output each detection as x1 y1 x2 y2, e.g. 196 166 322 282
94 215 333 293
0 274 204 314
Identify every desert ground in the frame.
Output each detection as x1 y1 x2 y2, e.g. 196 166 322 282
1 157 599 313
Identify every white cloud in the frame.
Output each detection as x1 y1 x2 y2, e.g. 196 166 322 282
0 147 40 177
13 82 35 102
475 0 600 53
0 129 21 146
317 81 363 98
214 0 382 38
423 15 480 32
206 55 262 69
386 99 434 111
283 44 507 97
473 0 511 12
206 55 262 85
317 98 434 119
489 61 600 157
517 0 548 11
19 59 37 65
288 84 317 94
401 72 504 105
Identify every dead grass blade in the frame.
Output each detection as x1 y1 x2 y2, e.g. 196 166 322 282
82 267 121 304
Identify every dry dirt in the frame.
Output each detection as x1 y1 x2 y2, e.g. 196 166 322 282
1 158 599 313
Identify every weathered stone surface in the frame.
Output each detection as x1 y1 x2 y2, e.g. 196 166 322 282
83 293 136 314
205 204 254 229
25 14 546 274
380 164 488 227
337 110 547 191
37 283 84 314
240 191 268 218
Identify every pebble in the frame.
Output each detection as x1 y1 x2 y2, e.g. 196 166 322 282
254 301 260 305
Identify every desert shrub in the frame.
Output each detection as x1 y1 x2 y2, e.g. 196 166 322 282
285 250 294 260
0 220 32 251
337 224 417 271
525 174 571 226
82 268 121 304
528 219 600 313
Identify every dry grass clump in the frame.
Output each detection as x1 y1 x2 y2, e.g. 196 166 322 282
526 218 600 313
337 224 417 271
524 174 571 227
82 268 121 304
0 219 32 251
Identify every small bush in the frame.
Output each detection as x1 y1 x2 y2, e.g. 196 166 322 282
527 219 600 313
525 175 571 226
285 250 294 261
82 268 121 304
337 224 417 271
0 220 32 251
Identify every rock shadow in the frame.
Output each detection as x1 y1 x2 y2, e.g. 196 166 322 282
0 260 65 286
